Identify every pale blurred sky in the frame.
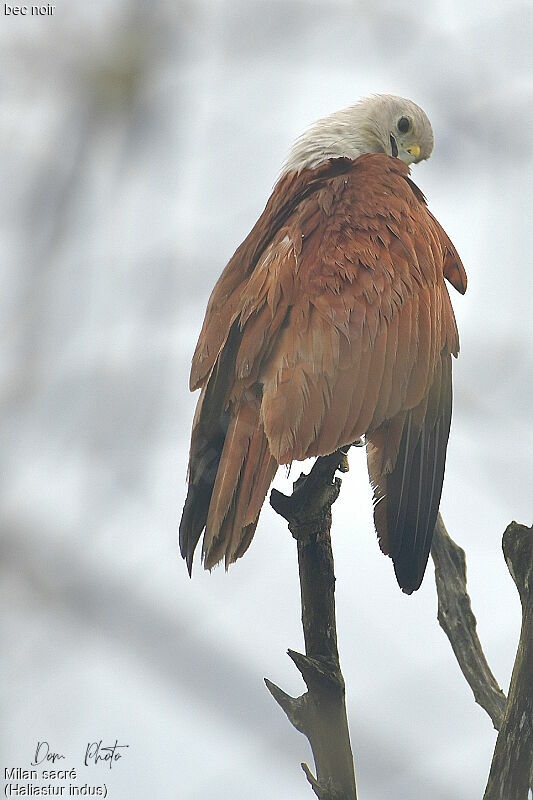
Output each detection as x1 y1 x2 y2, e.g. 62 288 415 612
1 1 533 798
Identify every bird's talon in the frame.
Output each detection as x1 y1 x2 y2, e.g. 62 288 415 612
339 453 350 473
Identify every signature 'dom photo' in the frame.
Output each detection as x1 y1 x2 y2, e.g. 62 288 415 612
1 2 532 799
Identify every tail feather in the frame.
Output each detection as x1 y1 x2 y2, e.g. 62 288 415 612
203 399 258 554
180 387 277 573
180 324 238 572
179 328 238 574
203 400 277 569
178 405 229 575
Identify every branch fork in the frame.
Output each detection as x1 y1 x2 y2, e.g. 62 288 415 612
432 516 533 798
267 445 532 799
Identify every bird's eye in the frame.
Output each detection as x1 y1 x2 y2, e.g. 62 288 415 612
397 116 411 134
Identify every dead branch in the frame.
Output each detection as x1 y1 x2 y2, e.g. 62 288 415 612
265 455 531 799
432 515 533 797
431 513 507 729
266 448 357 800
483 522 533 800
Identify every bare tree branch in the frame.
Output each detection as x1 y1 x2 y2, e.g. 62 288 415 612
266 449 357 800
432 515 533 797
266 458 531 799
431 513 507 729
483 522 533 800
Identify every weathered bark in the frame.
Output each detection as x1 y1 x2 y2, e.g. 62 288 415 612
265 454 531 798
266 449 357 800
432 516 533 797
483 522 533 800
431 513 507 729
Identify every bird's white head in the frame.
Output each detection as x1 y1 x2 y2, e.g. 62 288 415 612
282 94 434 175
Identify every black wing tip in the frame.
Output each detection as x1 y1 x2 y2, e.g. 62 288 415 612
392 524 434 594
392 535 434 594
394 561 424 594
178 529 194 578
178 507 199 579
185 551 193 577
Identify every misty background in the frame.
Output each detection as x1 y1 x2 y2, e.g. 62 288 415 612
1 1 532 798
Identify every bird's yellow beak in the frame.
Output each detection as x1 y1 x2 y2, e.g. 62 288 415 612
406 144 421 160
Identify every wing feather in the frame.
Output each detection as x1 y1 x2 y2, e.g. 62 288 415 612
181 152 466 588
388 354 452 592
353 325 389 434
370 309 399 428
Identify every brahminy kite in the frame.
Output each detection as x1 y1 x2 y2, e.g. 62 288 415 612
179 94 467 593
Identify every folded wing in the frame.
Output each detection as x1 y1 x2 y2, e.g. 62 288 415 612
180 153 466 590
